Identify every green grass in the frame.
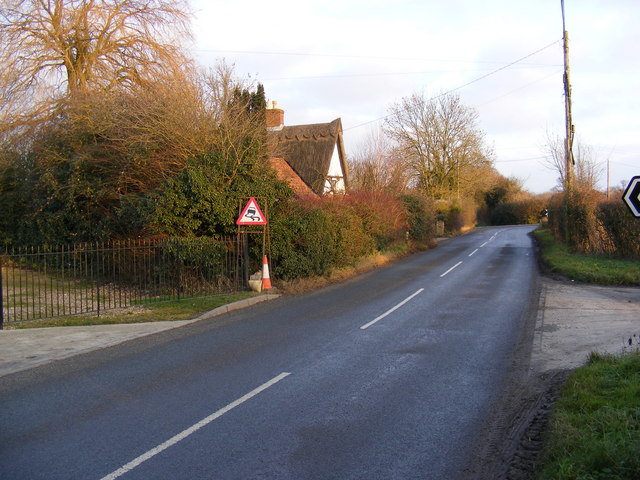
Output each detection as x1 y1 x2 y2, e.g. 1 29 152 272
11 292 257 328
537 352 640 480
533 228 640 286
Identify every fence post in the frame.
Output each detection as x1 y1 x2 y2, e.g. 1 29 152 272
177 239 182 301
0 254 4 330
96 242 101 317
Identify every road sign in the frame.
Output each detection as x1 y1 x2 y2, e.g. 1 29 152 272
236 197 267 225
622 176 640 218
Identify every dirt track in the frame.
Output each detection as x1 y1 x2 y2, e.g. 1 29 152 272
463 277 640 479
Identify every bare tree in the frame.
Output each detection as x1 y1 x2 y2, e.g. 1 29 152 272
384 92 493 200
348 127 411 192
543 131 603 192
0 0 191 141
573 142 603 192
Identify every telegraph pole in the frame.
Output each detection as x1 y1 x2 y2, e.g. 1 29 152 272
561 0 575 189
561 0 575 242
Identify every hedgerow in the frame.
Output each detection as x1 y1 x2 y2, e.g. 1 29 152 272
547 191 640 260
269 192 435 281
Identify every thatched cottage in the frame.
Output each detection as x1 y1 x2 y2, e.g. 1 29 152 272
266 104 349 197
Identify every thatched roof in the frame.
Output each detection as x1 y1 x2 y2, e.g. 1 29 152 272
268 118 348 195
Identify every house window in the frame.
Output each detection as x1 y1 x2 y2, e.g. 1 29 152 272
324 175 345 195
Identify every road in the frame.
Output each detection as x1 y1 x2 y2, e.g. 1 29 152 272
0 225 539 480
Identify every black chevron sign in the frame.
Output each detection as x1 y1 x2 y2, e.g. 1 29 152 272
622 176 640 218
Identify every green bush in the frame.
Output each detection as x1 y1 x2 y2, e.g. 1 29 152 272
548 192 639 260
433 199 464 235
401 193 435 244
597 201 640 260
490 198 547 225
318 197 376 265
269 201 337 280
153 152 292 238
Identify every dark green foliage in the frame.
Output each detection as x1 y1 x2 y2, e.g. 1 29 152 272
484 185 509 209
163 236 231 269
269 198 376 280
270 202 336 280
401 193 435 244
153 152 291 237
432 200 465 235
0 128 160 245
489 198 547 225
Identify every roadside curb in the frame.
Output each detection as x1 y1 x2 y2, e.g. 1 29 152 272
194 293 281 322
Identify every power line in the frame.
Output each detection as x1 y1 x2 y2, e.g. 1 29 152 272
195 47 558 67
262 64 558 82
478 70 562 106
495 156 548 163
344 39 562 132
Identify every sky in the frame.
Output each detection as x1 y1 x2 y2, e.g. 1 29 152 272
190 0 639 194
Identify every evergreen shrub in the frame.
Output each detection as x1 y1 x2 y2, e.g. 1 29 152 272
401 194 435 245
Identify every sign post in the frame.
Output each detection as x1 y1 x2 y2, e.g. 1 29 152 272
236 197 271 290
622 176 640 218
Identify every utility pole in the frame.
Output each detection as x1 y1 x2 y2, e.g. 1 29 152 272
607 156 610 199
561 0 575 242
562 0 575 188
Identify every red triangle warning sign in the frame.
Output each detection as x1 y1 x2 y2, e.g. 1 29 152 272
236 198 267 225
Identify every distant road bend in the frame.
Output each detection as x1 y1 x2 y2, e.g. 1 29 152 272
0 225 539 480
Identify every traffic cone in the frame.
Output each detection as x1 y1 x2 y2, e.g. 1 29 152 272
261 255 272 290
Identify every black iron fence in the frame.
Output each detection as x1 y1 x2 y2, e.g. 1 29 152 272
0 237 243 327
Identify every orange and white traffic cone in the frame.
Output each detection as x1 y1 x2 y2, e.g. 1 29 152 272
261 255 272 290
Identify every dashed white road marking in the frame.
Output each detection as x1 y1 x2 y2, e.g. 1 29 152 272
360 289 425 330
439 261 463 278
100 372 291 480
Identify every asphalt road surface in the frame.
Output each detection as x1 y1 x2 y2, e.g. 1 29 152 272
0 225 539 480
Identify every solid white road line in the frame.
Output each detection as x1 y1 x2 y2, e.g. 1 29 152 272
468 249 479 257
439 261 463 278
360 288 425 330
100 372 292 480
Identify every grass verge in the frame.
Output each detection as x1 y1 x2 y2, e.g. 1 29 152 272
11 292 257 329
536 351 640 480
533 228 640 285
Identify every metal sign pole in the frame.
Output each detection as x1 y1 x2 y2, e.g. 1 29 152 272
236 197 271 290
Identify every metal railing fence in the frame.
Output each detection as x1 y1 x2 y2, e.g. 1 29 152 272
0 237 243 327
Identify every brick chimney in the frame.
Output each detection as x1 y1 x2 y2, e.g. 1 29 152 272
266 101 284 131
